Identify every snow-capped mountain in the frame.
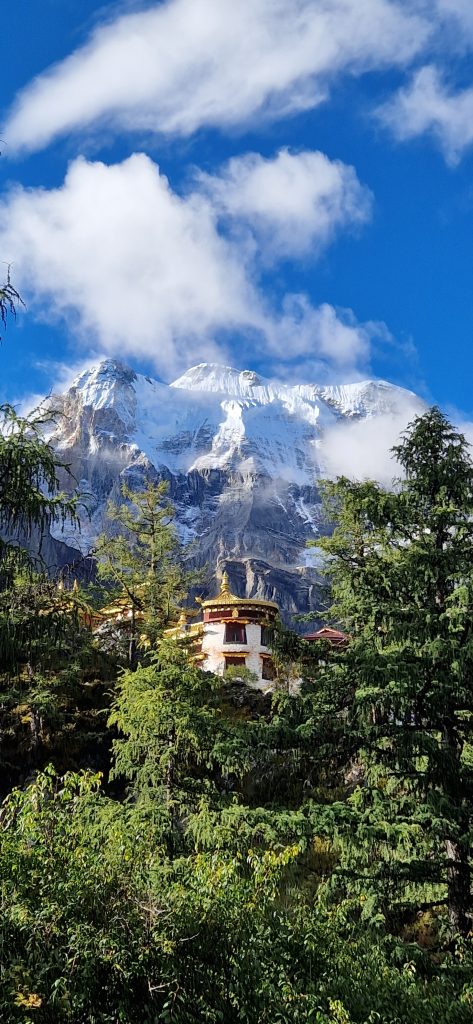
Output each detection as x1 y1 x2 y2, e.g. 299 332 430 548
46 359 424 619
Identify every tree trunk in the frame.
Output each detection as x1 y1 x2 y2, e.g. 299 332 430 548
129 606 137 671
166 724 176 859
441 714 471 937
29 707 42 753
446 837 471 937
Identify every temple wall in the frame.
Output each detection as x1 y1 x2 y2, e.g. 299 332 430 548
201 621 272 688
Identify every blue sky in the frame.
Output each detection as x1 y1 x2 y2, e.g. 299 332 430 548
1 0 473 416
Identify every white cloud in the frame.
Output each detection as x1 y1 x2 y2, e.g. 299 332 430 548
267 297 383 374
2 0 430 155
0 154 260 375
434 0 473 38
0 151 386 379
322 393 426 483
378 65 473 164
198 149 372 259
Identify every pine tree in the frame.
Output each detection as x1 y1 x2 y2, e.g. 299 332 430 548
0 402 78 575
95 481 192 667
320 408 473 936
108 639 226 855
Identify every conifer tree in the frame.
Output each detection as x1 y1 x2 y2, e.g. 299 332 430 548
0 403 78 573
0 400 82 671
0 265 23 340
95 481 191 667
320 408 473 935
108 639 226 855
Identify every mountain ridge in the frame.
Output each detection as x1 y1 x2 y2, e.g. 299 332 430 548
44 358 424 619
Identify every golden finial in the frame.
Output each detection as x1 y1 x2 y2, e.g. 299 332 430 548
220 569 230 594
72 579 79 593
178 610 188 626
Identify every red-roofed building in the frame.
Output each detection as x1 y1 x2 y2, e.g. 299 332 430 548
303 626 348 648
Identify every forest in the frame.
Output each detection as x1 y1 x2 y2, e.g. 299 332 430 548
1 368 473 1022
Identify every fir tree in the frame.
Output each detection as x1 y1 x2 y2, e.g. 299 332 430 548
108 639 225 855
320 408 473 936
95 481 192 667
0 402 79 575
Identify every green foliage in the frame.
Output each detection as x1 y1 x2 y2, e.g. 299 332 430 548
223 663 259 687
96 482 195 666
108 638 333 862
0 572 117 794
0 403 472 1019
0 265 24 340
318 408 473 936
1 768 473 1024
0 403 78 572
109 640 225 844
0 571 89 672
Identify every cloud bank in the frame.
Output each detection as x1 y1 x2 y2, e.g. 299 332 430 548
434 0 473 39
2 0 429 155
322 388 473 487
3 0 473 169
322 392 426 484
0 149 382 379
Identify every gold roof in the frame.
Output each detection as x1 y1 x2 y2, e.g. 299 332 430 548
164 621 203 639
201 570 278 612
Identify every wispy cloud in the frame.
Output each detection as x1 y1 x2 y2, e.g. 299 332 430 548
434 0 473 41
2 0 429 155
378 65 473 165
266 299 387 377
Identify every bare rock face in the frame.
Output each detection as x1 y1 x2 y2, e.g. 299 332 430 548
41 359 423 623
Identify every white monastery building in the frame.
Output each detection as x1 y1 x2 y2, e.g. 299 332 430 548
174 571 278 688
199 572 278 686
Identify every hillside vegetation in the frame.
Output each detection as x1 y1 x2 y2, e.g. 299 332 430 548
0 399 472 1023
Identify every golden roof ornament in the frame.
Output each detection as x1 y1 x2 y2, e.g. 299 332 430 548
200 564 278 612
220 569 230 595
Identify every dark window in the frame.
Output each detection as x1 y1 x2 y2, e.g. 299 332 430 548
224 622 247 644
225 656 247 669
261 625 273 647
261 658 275 681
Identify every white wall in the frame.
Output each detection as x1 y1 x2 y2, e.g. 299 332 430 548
201 620 271 688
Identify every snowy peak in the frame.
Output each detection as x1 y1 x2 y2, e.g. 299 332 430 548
313 379 418 419
46 359 425 617
170 361 417 418
62 359 330 483
171 362 265 397
71 358 138 399
69 358 418 425
69 359 139 433
60 360 421 472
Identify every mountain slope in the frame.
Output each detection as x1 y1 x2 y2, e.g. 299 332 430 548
46 359 423 619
